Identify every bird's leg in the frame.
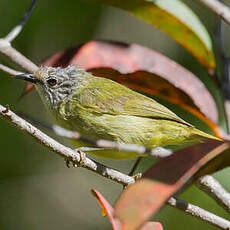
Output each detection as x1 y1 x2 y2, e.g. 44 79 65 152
128 157 142 179
122 158 142 190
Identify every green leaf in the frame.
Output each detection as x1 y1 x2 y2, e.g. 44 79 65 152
92 0 215 70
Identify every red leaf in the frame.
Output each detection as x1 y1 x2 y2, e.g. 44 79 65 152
92 189 163 230
114 140 229 230
91 189 121 230
19 82 34 99
140 222 163 230
43 41 218 124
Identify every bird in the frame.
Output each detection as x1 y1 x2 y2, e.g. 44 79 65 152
16 65 221 160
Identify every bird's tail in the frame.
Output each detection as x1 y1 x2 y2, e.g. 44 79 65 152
191 128 222 142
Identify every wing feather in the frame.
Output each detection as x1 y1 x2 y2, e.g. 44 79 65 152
72 77 191 126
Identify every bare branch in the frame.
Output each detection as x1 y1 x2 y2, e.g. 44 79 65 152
168 197 230 229
198 0 230 25
0 63 23 76
42 123 172 157
53 125 171 157
0 39 38 72
0 0 38 73
1 105 230 229
17 112 173 158
197 175 230 213
0 104 134 186
5 0 37 42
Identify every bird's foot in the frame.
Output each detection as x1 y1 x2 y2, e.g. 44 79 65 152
132 173 142 181
64 156 79 168
76 150 87 166
65 157 71 168
123 173 142 190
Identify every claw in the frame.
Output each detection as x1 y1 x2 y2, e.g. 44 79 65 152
76 150 87 166
65 157 71 168
132 173 142 181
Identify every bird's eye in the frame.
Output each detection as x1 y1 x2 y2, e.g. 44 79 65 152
47 78 57 86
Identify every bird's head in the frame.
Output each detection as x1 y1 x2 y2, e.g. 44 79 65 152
16 65 87 108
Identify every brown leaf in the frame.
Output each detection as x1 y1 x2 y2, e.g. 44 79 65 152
114 140 229 230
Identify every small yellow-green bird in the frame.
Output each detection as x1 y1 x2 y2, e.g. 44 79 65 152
17 65 221 159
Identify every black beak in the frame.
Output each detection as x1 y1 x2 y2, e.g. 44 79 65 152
15 73 38 84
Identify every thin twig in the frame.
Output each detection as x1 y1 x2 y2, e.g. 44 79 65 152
5 0 37 42
213 13 225 63
48 124 173 158
129 157 142 176
211 0 230 133
0 63 23 76
52 125 172 158
0 0 38 73
197 175 230 213
168 197 230 229
0 104 134 186
0 39 38 72
16 112 173 158
198 0 230 25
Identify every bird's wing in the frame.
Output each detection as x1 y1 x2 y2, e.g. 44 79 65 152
71 77 191 126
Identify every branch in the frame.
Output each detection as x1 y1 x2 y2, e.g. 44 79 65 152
0 0 38 73
17 112 172 158
0 104 134 186
210 0 230 133
198 0 230 25
1 104 230 229
59 127 174 157
168 197 230 229
48 125 173 157
197 175 230 213
4 0 37 42
0 39 38 72
0 63 23 76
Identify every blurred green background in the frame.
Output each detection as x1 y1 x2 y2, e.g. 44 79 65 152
0 0 230 229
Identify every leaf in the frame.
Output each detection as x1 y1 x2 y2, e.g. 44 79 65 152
91 189 163 230
20 82 34 98
92 189 121 230
90 0 215 69
140 222 163 230
43 41 221 136
114 140 230 230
